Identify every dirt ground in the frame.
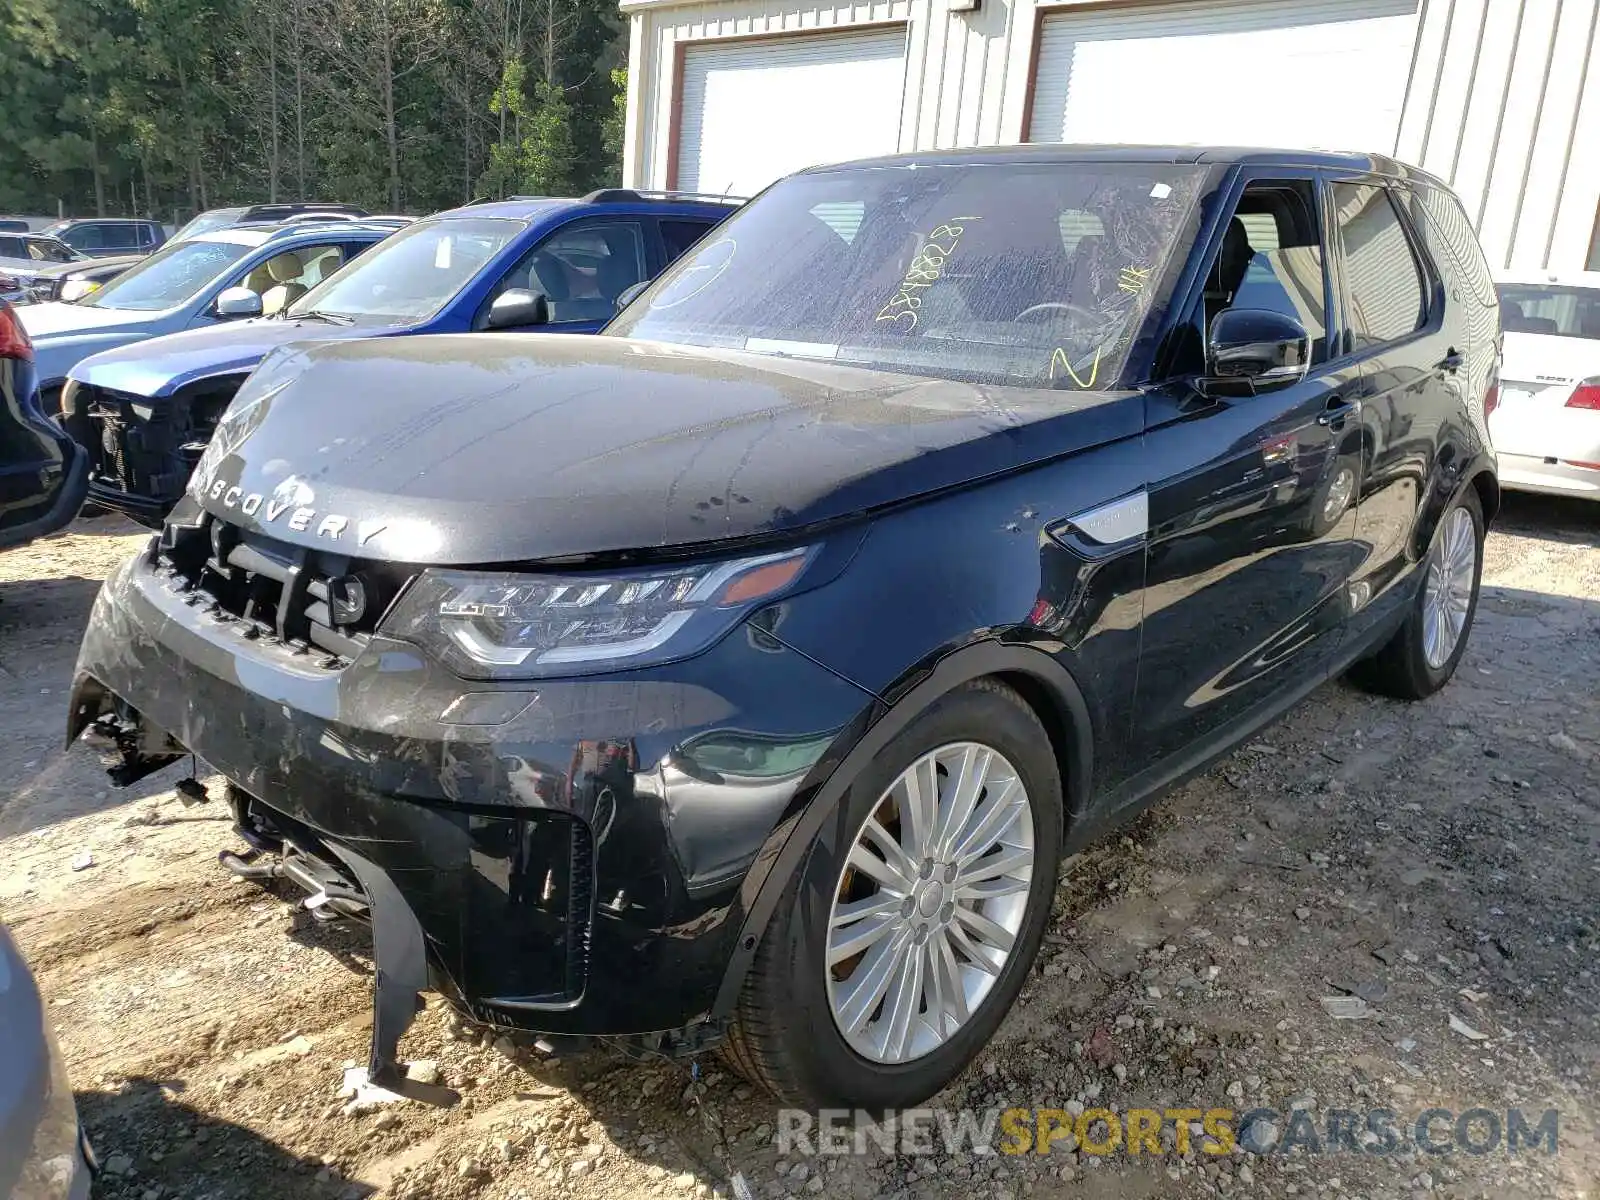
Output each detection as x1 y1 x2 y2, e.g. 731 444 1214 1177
1 498 1596 1200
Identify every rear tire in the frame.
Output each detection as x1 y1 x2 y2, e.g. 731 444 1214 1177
724 678 1062 1109
1349 488 1484 700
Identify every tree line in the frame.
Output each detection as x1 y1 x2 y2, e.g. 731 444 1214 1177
0 0 628 221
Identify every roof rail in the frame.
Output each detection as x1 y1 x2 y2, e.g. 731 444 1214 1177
581 188 747 206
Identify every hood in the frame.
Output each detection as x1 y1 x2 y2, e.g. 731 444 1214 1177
19 300 159 339
22 302 166 385
26 254 142 282
0 256 49 280
181 333 1142 564
73 317 383 398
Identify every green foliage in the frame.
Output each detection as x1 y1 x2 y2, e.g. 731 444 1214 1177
0 0 626 219
601 68 626 182
521 81 577 195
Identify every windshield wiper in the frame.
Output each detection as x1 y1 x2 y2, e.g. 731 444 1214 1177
292 308 355 326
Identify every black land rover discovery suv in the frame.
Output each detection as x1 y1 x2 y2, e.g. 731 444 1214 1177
68 147 1500 1110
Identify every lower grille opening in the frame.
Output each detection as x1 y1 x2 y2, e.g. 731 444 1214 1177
461 809 596 1007
227 789 595 1009
75 383 238 510
156 514 415 666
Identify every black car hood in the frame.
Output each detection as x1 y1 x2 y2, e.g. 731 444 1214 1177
181 333 1143 564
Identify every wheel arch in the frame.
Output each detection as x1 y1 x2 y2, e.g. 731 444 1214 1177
1412 440 1498 561
710 639 1094 1021
1467 463 1500 525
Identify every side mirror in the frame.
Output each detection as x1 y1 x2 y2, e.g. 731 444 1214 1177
485 288 548 331
615 280 649 313
214 286 263 320
1204 308 1310 397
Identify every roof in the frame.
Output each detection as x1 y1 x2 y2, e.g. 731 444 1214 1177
44 216 160 227
432 190 743 222
208 220 399 245
434 199 565 221
804 144 1447 185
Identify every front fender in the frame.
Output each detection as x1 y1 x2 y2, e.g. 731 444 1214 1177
709 637 1093 1020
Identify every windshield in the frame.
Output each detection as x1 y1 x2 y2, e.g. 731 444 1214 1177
170 209 244 243
82 239 253 311
610 162 1207 388
1497 283 1600 339
286 217 523 324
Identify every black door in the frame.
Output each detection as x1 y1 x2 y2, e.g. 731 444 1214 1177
1325 177 1463 647
1130 169 1367 772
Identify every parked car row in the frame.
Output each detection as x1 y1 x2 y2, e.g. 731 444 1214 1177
0 232 83 304
51 190 735 523
51 147 1510 1116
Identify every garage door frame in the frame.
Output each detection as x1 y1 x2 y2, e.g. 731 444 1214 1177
1019 0 1126 142
664 21 910 191
1017 0 1419 148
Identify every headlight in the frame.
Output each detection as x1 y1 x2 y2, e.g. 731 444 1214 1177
59 278 100 302
383 548 814 679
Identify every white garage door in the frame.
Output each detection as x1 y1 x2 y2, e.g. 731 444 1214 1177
675 28 907 197
1028 0 1419 153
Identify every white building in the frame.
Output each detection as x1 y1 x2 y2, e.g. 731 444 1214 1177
620 0 1600 273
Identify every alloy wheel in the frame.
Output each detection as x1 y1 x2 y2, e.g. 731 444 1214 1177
1322 465 1357 526
824 742 1035 1064
1422 506 1477 669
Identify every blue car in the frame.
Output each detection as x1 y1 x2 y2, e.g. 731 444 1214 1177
62 190 739 525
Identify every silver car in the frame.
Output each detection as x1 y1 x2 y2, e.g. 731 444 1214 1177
19 220 399 409
1492 272 1600 501
0 234 84 304
0 924 92 1199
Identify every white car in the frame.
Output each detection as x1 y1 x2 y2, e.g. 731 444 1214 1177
1491 271 1600 500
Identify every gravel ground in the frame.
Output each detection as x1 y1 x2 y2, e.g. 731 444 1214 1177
0 496 1595 1200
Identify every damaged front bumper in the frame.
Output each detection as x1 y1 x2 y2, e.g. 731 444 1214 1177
69 543 873 1069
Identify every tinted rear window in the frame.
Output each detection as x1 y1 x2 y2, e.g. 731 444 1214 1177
1412 185 1497 308
1495 284 1600 339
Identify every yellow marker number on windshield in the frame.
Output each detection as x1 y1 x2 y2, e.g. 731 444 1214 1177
876 218 981 332
1050 346 1102 389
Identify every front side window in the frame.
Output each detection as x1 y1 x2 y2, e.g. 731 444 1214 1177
1495 284 1600 339
611 162 1208 389
1167 179 1330 376
286 217 524 325
83 239 254 311
236 245 348 316
0 236 22 259
27 237 76 263
1333 184 1427 351
498 220 648 325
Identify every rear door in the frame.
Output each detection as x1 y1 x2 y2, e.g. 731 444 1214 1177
1325 176 1460 643
1132 167 1364 768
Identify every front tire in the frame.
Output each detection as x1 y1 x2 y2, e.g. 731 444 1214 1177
1349 488 1484 700
724 678 1062 1109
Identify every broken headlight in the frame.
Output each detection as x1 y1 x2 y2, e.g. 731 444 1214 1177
383 548 814 679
